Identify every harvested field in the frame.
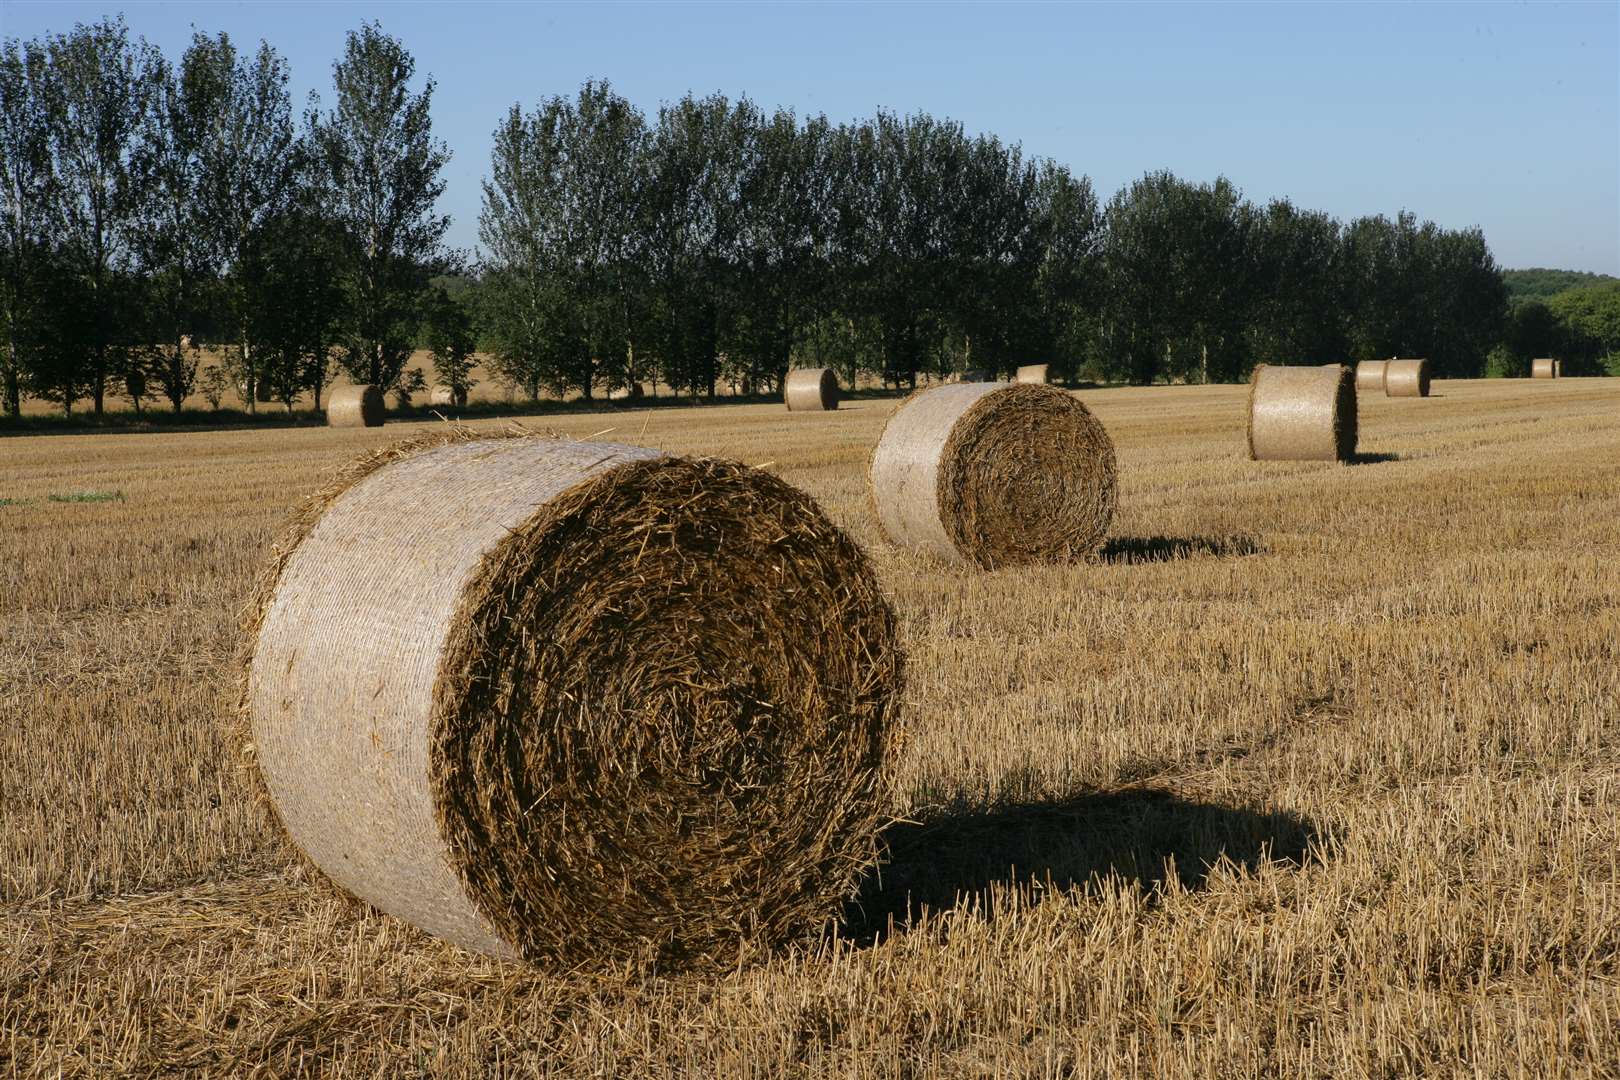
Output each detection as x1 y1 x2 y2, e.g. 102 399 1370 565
3 378 1619 1076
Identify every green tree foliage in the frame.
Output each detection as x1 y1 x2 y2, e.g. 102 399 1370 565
38 16 160 414
0 37 53 417
1502 268 1618 305
308 22 452 391
1547 282 1620 374
421 284 476 404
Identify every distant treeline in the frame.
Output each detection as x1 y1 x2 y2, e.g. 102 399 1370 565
1 19 1609 419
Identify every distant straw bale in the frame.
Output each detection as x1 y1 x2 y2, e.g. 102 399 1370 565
868 382 1116 568
428 386 465 408
1355 360 1388 393
608 383 645 402
241 432 901 970
784 368 839 411
961 369 991 383
1384 358 1431 398
1532 358 1558 380
326 384 385 427
1247 363 1357 462
1014 364 1051 385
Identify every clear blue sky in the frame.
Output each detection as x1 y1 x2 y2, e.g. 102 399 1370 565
5 0 1617 273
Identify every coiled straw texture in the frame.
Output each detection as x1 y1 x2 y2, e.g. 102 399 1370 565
868 382 1117 568
1014 364 1051 385
1532 358 1558 380
1247 364 1358 462
244 433 902 970
784 367 839 411
326 384 385 427
1354 360 1388 393
1385 358 1431 398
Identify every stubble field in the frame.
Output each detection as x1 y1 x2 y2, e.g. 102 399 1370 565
2 378 1617 1077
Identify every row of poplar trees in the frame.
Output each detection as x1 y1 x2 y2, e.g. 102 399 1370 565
3 19 1510 417
0 18 461 416
478 86 1506 397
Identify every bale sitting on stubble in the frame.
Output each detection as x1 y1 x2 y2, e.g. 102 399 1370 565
784 367 839 411
1014 364 1051 385
1247 364 1357 462
868 382 1117 568
1355 360 1388 393
326 384 385 427
1384 358 1431 398
241 431 902 970
1532 358 1558 380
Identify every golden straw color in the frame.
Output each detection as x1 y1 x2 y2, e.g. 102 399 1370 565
1247 363 1358 462
1532 358 1558 380
1384 358 1432 398
326 384 385 427
427 386 467 408
242 431 902 971
868 382 1117 568
1354 360 1388 393
1014 364 1051 385
784 367 839 411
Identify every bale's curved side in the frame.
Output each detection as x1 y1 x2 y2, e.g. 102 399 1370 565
246 436 902 969
327 384 386 427
784 367 839 411
1014 364 1050 385
1385 358 1431 398
1354 360 1388 393
1532 358 1557 380
1247 364 1357 462
868 382 1116 568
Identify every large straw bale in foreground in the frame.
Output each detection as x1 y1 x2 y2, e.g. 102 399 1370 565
1354 360 1388 393
1247 364 1357 462
1014 364 1051 385
784 367 839 411
1385 358 1431 398
1532 358 1558 380
868 382 1116 568
326 384 385 427
243 432 902 970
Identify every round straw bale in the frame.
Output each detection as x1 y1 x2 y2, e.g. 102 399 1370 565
326 384 386 427
429 386 468 408
1014 364 1051 385
243 433 901 970
868 382 1116 568
784 367 839 411
1247 363 1357 462
1354 360 1388 393
1532 357 1557 379
1384 358 1431 398
961 368 991 383
608 382 644 402
1555 359 1563 377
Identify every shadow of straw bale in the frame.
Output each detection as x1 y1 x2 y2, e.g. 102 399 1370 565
842 788 1320 942
1098 534 1263 564
1348 451 1401 465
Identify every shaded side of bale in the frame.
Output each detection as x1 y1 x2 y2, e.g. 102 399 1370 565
245 436 902 970
1014 364 1051 385
1532 358 1557 379
1384 358 1431 398
784 367 839 411
868 382 1117 568
1354 360 1388 393
1247 364 1357 462
327 384 386 426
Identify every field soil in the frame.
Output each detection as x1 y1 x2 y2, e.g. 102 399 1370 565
3 378 1617 1076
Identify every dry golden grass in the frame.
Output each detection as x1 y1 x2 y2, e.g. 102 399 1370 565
3 378 1618 1077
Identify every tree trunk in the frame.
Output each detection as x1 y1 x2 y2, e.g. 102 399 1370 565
243 330 257 415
